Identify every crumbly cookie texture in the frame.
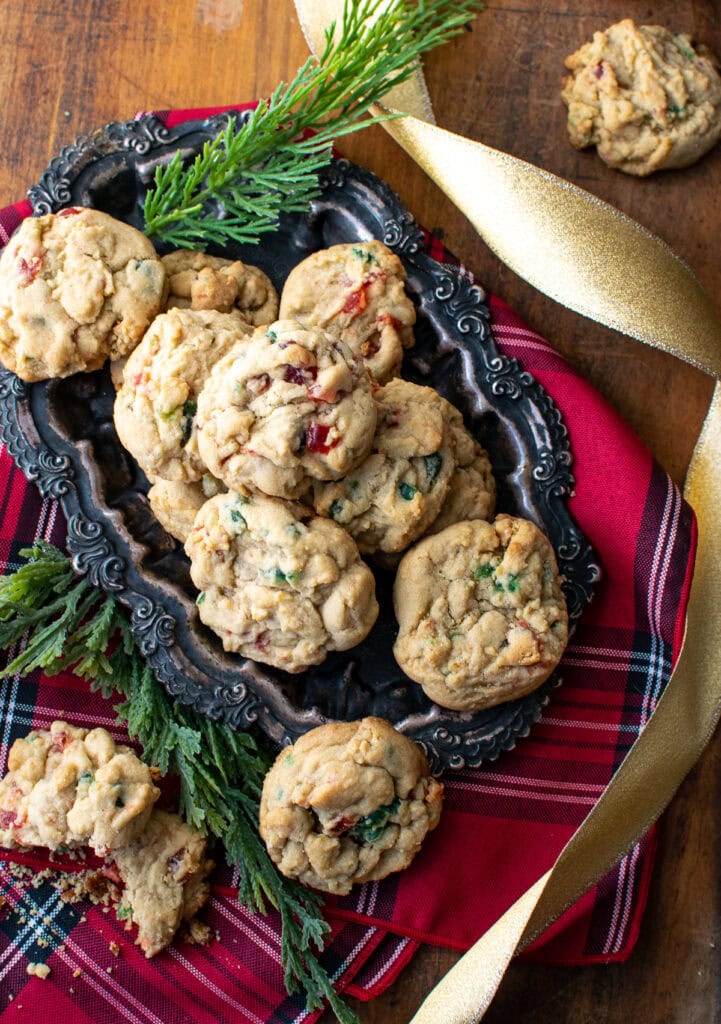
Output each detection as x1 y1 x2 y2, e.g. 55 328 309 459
114 308 252 483
313 379 455 554
0 208 167 381
185 490 378 673
162 250 279 325
278 241 416 384
426 405 496 536
562 19 721 175
147 474 225 543
113 809 214 958
259 718 443 895
196 320 377 500
393 515 569 711
0 721 159 854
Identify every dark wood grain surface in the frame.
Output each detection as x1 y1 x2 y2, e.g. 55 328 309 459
1 2 718 1021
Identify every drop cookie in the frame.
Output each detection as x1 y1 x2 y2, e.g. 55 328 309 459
196 320 377 500
0 721 159 854
162 249 278 325
393 515 568 711
313 379 455 554
279 240 416 383
185 490 379 673
562 19 721 175
0 207 167 381
259 717 443 895
114 307 252 483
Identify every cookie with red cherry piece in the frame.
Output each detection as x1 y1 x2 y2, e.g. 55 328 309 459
196 319 377 500
259 717 443 895
279 240 416 384
393 515 568 711
562 19 721 175
0 208 166 381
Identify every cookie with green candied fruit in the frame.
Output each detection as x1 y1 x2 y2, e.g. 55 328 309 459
393 515 568 711
113 307 252 483
259 717 443 895
278 240 416 384
185 489 378 673
313 378 456 554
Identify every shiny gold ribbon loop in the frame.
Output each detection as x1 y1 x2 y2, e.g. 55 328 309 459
294 3 721 1019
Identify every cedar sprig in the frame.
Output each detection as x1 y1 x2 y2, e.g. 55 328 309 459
143 0 484 247
0 542 359 1023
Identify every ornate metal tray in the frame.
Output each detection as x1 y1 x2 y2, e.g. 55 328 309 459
0 112 600 773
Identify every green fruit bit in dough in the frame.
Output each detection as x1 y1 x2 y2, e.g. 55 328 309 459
268 567 300 586
423 451 443 486
398 482 417 501
350 797 401 843
229 508 247 529
116 904 132 920
158 405 180 420
196 591 206 605
328 498 344 520
266 329 278 342
78 771 93 784
181 399 197 444
352 246 377 264
473 563 495 580
506 573 520 592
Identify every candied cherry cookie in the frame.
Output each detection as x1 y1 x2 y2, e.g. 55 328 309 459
113 809 214 958
562 19 721 175
114 308 252 483
162 249 278 325
0 207 167 381
313 379 456 554
196 320 377 500
0 721 159 854
393 515 569 711
278 240 416 384
185 490 378 673
425 404 496 536
259 717 443 895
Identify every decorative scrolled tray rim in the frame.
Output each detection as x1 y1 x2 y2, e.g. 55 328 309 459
0 112 601 774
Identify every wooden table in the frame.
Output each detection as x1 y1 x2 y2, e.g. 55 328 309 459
1 1 718 1020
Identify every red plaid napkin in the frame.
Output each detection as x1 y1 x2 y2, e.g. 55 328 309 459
0 107 695 1020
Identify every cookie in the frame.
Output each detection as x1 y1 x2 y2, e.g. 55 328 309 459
426 405 496 536
196 320 377 500
162 249 278 325
393 515 569 711
0 208 166 381
147 474 225 543
279 241 416 383
0 721 159 854
562 19 721 175
114 308 252 483
259 717 443 895
313 379 455 554
112 809 214 958
185 490 379 673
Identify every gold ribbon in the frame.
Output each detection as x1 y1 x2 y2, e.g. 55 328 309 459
295 3 721 1019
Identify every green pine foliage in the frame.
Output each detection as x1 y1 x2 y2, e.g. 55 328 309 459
0 542 358 1022
143 0 484 247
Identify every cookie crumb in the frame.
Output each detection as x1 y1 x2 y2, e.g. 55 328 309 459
109 941 120 957
72 967 82 978
26 962 50 979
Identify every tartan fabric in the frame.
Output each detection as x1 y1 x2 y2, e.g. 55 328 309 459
0 105 697 1019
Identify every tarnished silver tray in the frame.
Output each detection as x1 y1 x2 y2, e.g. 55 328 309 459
0 111 600 772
